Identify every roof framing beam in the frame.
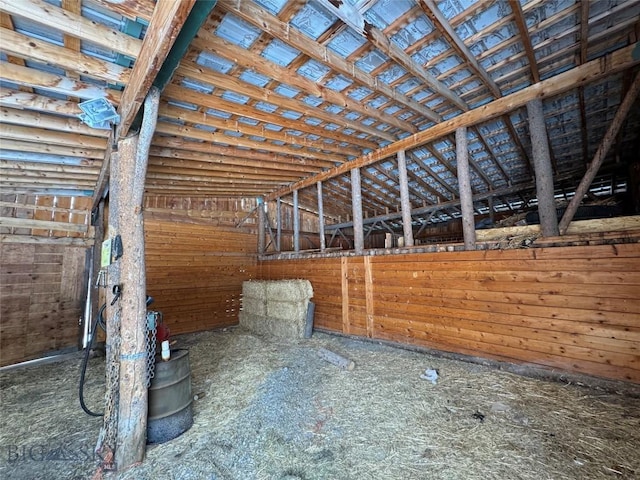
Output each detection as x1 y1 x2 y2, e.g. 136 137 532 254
266 41 640 200
192 34 417 134
317 0 467 113
216 0 442 123
0 0 143 58
418 0 501 99
0 62 122 105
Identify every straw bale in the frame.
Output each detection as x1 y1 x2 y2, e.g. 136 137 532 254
265 279 313 302
240 296 266 316
242 280 267 299
266 299 309 322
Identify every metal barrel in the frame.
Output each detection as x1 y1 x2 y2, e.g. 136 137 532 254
147 349 193 444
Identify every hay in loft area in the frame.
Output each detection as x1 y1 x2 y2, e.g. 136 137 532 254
1 328 639 479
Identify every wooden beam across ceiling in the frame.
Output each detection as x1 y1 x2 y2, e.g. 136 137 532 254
216 0 442 124
117 0 197 137
266 41 640 200
0 0 143 58
0 28 131 84
192 34 418 134
0 62 122 105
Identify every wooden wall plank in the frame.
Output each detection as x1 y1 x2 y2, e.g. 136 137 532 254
144 215 256 336
0 241 86 366
257 242 640 383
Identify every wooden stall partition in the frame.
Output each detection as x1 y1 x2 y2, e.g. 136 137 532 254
144 219 257 335
258 243 640 383
0 241 87 366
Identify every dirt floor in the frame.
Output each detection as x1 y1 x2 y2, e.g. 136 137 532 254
1 327 639 480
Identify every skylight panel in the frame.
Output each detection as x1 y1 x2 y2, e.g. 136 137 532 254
328 29 367 58
355 49 388 73
261 39 301 67
216 14 261 48
196 51 234 74
274 84 300 98
297 59 331 81
291 2 336 40
253 0 288 15
325 75 353 92
239 70 271 88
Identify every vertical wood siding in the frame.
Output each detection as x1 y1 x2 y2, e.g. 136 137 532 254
1 242 87 366
259 243 640 383
145 219 256 336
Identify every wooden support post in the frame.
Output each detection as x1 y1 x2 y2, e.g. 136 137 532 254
351 167 364 254
293 189 300 252
317 181 326 251
276 197 282 252
488 196 495 224
526 98 559 237
113 87 159 470
559 70 640 234
257 199 265 255
397 150 415 247
455 126 476 250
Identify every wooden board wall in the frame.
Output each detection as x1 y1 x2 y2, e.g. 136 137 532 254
145 219 257 336
144 195 258 229
258 243 640 383
0 241 87 366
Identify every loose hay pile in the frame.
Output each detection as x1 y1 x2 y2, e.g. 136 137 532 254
1 327 639 479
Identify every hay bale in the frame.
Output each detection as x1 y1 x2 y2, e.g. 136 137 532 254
239 280 313 339
265 279 313 302
266 300 308 322
241 297 266 316
242 280 267 298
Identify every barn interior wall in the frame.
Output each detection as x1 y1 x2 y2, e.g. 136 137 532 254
258 243 640 383
0 241 87 366
144 218 257 337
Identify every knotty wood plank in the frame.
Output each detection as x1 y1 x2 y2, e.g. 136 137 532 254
341 257 350 335
364 256 375 338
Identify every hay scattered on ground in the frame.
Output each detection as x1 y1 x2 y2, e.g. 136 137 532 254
1 327 639 480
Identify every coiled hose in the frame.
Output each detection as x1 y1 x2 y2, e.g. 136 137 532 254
78 302 106 417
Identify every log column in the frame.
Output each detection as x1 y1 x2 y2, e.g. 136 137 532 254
351 167 364 254
456 126 476 250
397 150 415 247
293 190 300 252
114 86 160 469
317 181 326 251
276 197 282 252
526 98 559 237
257 199 266 255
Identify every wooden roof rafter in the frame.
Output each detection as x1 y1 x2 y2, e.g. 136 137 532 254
216 0 443 124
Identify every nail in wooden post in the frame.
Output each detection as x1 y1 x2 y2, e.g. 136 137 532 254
351 167 364 254
455 126 476 250
293 190 300 252
317 181 326 251
397 150 415 247
526 98 559 237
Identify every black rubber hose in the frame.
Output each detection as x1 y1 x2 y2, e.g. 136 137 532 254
79 302 106 417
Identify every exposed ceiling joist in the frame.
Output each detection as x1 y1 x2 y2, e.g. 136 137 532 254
267 41 640 200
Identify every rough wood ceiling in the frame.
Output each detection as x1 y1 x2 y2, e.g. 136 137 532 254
1 0 639 228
